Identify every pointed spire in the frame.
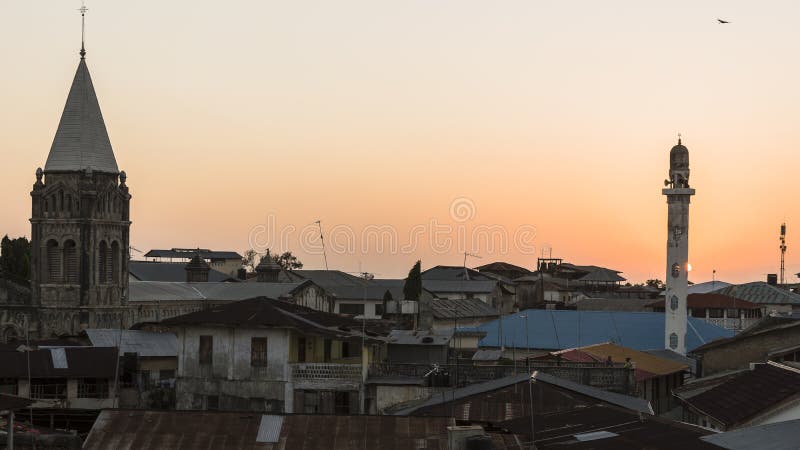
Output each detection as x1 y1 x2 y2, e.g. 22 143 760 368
44 57 119 173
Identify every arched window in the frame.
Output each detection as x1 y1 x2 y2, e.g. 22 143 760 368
64 240 78 283
58 190 64 212
98 241 108 283
111 241 120 283
46 239 61 283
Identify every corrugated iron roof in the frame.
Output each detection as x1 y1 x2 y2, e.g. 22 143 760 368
391 372 652 417
161 298 385 342
255 415 283 443
477 310 734 352
129 280 305 302
699 418 800 449
423 280 498 294
432 297 499 319
85 329 178 357
552 342 688 380
144 249 243 260
84 410 460 450
129 261 235 282
680 362 800 427
0 347 117 378
714 281 800 305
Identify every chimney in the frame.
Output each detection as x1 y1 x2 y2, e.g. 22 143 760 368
417 292 434 331
447 425 488 450
767 274 778 285
185 253 210 282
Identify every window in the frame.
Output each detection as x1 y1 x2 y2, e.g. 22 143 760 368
63 240 78 283
0 378 17 395
159 370 175 380
303 391 320 414
334 391 350 414
78 378 109 399
297 338 306 362
341 341 362 359
691 308 706 318
206 395 219 410
98 241 108 283
726 309 739 319
339 303 365 315
669 295 679 311
669 333 678 350
708 309 724 318
47 240 61 282
374 303 385 316
30 378 67 400
251 337 268 367
324 339 332 363
111 241 120 283
199 335 213 365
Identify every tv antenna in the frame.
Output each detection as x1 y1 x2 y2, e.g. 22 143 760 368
463 252 481 280
314 220 329 270
780 222 787 285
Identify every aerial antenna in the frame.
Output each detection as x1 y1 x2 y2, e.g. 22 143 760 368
780 222 787 285
463 252 481 280
314 220 329 270
78 1 88 59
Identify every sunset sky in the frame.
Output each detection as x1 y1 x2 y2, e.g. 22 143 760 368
2 1 799 283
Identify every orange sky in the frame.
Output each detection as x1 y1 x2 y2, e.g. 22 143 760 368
2 1 799 283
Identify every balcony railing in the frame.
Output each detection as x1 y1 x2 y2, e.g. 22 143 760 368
291 363 362 382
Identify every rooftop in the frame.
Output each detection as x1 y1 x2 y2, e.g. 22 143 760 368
144 249 243 260
390 371 652 417
0 347 117 378
648 293 761 310
476 310 734 351
129 280 307 302
85 410 526 450
431 297 499 319
161 297 385 342
551 342 688 381
679 362 800 427
85 329 178 357
129 261 235 282
713 281 800 306
699 418 800 449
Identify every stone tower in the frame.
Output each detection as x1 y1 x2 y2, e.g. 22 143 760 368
662 137 695 355
29 48 131 335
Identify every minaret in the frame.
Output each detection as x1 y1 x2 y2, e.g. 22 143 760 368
662 136 695 355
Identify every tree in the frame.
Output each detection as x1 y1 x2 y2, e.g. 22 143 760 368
272 251 303 271
241 249 258 272
403 260 422 301
645 279 664 289
0 235 31 284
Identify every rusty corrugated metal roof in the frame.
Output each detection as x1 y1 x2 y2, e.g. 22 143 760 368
84 410 463 450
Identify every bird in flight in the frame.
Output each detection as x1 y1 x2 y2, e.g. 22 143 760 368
717 19 730 24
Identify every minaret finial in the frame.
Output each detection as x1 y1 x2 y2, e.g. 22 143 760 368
677 132 682 145
78 1 88 59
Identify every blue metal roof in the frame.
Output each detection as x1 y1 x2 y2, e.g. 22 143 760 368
476 310 734 352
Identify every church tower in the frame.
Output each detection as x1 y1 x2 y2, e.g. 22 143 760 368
662 137 695 355
29 41 131 335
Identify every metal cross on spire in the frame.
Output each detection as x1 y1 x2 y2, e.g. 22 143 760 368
677 132 682 145
78 1 88 58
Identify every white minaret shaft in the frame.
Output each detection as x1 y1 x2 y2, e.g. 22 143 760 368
662 137 695 355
